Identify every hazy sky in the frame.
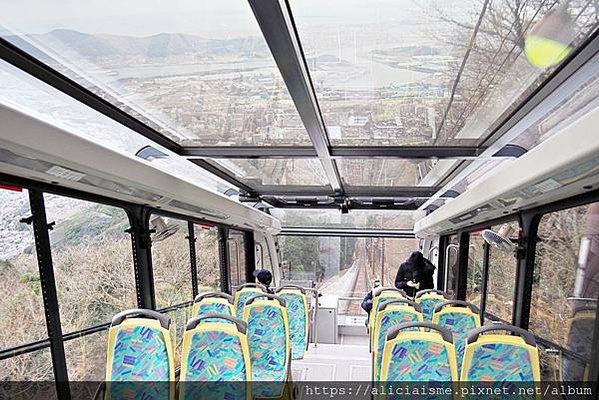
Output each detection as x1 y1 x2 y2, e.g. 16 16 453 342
0 0 473 37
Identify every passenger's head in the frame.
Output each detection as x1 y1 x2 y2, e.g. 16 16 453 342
253 268 272 286
408 251 424 264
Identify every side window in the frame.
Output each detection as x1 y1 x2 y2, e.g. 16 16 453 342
445 235 459 296
194 224 220 292
228 240 240 287
43 194 135 382
486 221 518 322
530 202 599 382
466 232 485 308
151 215 192 309
150 215 192 349
262 239 274 271
228 230 247 287
255 242 264 269
0 187 54 383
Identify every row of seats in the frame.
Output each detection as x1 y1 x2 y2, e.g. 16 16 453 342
379 322 541 383
232 283 310 360
368 288 541 383
103 284 311 400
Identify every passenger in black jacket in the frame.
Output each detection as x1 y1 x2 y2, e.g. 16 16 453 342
394 251 435 297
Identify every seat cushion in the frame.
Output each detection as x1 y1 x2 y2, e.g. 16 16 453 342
246 305 287 397
195 302 233 323
385 340 453 381
278 292 307 359
110 326 170 381
418 297 446 321
466 343 534 381
375 311 420 380
437 313 478 371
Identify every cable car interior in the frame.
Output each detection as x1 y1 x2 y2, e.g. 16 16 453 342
0 0 598 399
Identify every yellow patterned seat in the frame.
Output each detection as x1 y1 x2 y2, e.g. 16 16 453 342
179 314 252 400
233 283 266 317
276 285 310 360
191 291 235 320
371 298 423 381
461 324 541 384
415 289 450 321
368 287 407 350
432 300 481 372
104 309 175 400
380 322 458 384
242 293 291 399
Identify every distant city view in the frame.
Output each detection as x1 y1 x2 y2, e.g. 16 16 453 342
1 0 596 189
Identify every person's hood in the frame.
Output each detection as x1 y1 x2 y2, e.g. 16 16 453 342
423 258 436 272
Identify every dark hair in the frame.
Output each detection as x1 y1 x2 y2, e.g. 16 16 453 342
407 251 426 271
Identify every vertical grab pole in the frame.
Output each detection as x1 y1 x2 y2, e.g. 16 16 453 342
187 221 198 299
479 242 491 324
27 189 71 400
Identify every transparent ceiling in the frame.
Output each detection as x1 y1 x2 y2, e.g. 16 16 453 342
291 0 598 146
0 59 234 195
0 0 312 147
337 159 434 187
273 209 415 229
209 158 331 191
0 0 597 212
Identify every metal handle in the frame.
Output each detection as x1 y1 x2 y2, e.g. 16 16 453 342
386 322 453 343
194 291 234 304
276 284 307 294
186 313 247 334
444 244 458 290
466 324 536 346
433 300 479 315
245 293 287 307
111 309 170 330
415 289 449 299
235 282 267 292
378 298 421 313
373 287 406 298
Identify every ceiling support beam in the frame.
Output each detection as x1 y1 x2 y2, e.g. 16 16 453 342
279 227 416 238
248 0 343 194
182 145 488 159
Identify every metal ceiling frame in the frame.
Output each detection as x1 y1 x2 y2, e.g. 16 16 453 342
279 227 416 238
248 0 344 194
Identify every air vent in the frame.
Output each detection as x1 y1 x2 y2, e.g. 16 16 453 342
168 199 228 221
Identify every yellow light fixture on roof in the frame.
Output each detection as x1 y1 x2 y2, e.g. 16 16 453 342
525 3 574 69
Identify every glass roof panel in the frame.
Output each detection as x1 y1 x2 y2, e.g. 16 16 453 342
291 0 598 146
0 59 234 195
208 159 331 190
1 1 312 147
272 209 415 229
337 159 442 187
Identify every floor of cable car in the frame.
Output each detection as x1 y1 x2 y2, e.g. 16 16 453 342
291 335 371 381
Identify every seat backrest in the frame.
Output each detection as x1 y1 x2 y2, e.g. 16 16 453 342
242 293 290 399
461 324 541 381
372 299 423 381
276 285 309 360
191 292 234 322
415 289 450 321
179 314 251 400
105 309 175 400
380 322 458 382
233 283 266 317
432 300 481 372
368 287 406 338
